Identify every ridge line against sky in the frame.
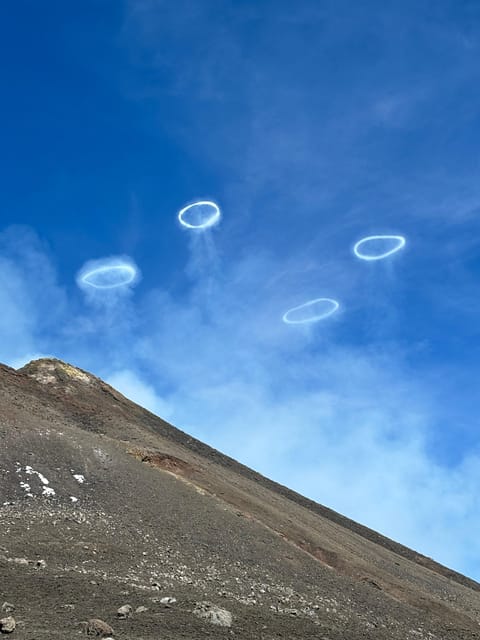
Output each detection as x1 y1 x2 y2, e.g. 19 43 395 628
1 0 480 581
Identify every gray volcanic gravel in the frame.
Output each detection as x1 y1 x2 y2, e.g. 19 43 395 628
1 358 480 639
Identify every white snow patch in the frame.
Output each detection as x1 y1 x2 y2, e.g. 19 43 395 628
25 466 50 485
38 472 49 485
17 465 55 498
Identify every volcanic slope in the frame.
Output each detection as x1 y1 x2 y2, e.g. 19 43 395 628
1 359 480 640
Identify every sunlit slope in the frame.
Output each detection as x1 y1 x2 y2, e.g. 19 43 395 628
1 358 479 640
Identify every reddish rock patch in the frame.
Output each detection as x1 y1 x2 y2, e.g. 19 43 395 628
129 448 198 477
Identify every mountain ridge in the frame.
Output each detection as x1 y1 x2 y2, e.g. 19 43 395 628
17 358 480 593
1 357 480 639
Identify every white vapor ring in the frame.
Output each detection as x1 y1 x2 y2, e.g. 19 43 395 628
353 235 406 261
178 200 221 229
80 265 137 289
282 298 340 324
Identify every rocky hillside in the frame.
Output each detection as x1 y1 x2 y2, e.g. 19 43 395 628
1 358 480 639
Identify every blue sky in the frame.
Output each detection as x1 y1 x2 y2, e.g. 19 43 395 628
2 0 480 580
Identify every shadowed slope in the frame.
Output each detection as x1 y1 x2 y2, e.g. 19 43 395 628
1 358 479 640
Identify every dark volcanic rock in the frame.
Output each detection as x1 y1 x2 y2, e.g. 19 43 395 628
1 358 480 640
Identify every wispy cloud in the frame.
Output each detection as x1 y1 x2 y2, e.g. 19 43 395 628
1 223 479 580
106 368 173 419
0 226 65 364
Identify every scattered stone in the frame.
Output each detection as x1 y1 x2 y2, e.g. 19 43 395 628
0 605 14 615
360 577 382 590
61 604 75 610
159 597 176 605
151 582 161 590
135 606 148 614
193 602 232 627
116 604 132 619
79 619 114 637
36 559 46 569
0 617 15 633
73 513 87 524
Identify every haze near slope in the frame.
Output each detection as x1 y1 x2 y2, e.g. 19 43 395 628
1 358 480 640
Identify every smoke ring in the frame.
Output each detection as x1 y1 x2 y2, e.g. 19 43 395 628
178 200 221 229
353 235 406 261
79 264 137 289
282 298 340 324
